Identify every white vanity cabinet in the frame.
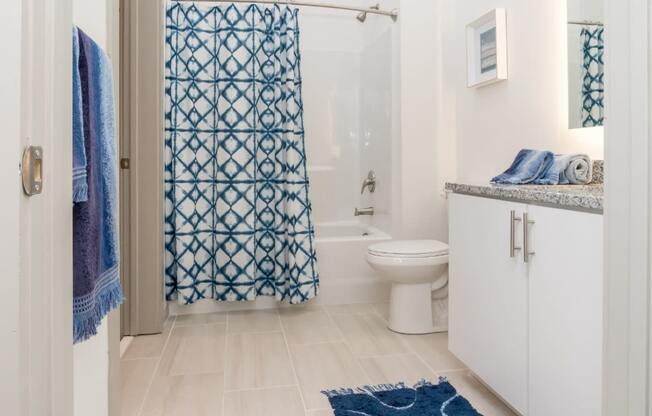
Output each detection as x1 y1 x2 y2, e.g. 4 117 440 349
449 195 529 414
448 193 603 416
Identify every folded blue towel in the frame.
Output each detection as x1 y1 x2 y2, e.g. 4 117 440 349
72 27 88 203
73 28 123 343
534 154 593 185
565 155 593 184
491 149 554 184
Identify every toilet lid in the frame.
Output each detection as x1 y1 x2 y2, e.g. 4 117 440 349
368 240 449 258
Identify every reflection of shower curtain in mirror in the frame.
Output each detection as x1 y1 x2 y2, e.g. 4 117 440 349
165 1 319 305
581 27 604 127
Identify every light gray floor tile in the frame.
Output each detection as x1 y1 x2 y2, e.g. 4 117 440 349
223 386 304 416
140 373 224 416
400 332 465 372
122 306 511 416
279 306 342 345
120 358 158 416
224 331 295 390
122 317 175 360
331 312 408 357
174 312 226 327
227 309 281 334
358 353 436 385
440 370 518 416
157 323 226 376
290 342 369 410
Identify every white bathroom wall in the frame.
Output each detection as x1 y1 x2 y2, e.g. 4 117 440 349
568 0 604 21
72 1 111 416
74 1 108 46
397 0 456 241
394 0 605 243
442 0 605 184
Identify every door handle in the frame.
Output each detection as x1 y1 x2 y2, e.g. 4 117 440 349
523 212 535 263
510 210 522 258
21 145 43 196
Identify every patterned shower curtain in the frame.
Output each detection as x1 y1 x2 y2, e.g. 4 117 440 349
165 1 318 305
581 26 604 127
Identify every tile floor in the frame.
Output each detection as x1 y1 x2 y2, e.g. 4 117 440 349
121 302 516 416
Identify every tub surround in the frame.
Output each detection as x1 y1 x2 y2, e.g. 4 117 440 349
445 182 603 213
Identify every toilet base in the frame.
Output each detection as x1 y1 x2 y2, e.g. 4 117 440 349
387 282 446 335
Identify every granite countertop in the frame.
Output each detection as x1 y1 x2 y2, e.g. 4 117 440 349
445 182 604 213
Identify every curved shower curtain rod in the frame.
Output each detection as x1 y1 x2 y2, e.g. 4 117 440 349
176 0 399 21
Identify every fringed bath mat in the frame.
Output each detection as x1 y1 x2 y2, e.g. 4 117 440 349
322 378 482 415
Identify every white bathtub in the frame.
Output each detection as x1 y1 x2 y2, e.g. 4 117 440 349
314 222 387 241
312 222 392 305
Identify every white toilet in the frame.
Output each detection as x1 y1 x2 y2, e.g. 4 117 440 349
367 240 449 335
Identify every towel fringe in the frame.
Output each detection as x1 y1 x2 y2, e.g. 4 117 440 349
321 378 450 399
73 183 89 204
73 278 123 344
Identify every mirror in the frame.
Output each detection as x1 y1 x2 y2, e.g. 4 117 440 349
567 0 604 129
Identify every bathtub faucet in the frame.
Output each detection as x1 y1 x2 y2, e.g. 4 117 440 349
354 207 375 216
360 170 376 194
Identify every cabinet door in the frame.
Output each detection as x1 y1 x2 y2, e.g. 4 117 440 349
449 194 528 414
527 205 603 416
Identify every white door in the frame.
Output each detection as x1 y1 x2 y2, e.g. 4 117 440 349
0 1 74 415
527 205 603 416
448 194 528 414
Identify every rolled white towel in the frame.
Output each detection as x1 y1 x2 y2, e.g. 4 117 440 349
565 155 593 184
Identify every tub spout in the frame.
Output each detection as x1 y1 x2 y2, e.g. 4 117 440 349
354 207 375 216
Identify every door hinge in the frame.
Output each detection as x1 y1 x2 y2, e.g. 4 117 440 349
120 158 130 170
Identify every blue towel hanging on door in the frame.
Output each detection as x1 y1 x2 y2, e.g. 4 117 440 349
72 27 123 343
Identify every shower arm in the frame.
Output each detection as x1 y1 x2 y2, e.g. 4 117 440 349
182 0 399 21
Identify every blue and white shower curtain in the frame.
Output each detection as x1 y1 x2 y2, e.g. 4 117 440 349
165 1 318 305
581 26 604 127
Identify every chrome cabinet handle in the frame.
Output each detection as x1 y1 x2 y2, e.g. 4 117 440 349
510 210 522 258
523 212 535 263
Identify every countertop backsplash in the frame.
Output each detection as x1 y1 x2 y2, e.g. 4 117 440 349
591 160 604 184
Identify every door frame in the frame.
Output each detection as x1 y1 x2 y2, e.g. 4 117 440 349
119 0 167 337
107 1 122 414
603 0 652 414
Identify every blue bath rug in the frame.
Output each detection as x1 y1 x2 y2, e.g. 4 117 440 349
322 378 482 416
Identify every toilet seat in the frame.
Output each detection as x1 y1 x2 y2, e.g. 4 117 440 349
367 252 449 267
368 240 448 259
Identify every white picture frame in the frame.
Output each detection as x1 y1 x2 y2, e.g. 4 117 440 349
466 8 508 88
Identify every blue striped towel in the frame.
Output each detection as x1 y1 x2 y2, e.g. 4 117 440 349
73 28 123 343
534 154 593 185
72 27 88 203
491 149 554 184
